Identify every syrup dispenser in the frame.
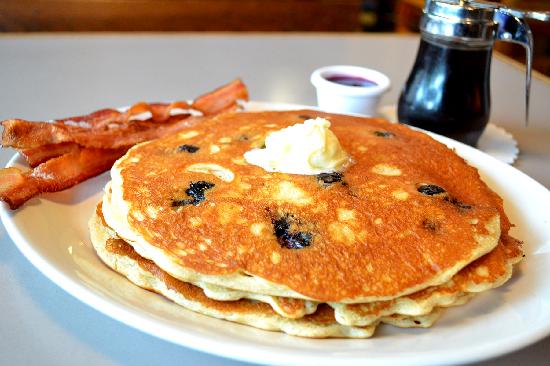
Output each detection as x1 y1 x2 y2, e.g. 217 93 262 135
397 0 550 146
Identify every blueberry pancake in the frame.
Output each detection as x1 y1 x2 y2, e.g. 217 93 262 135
90 203 449 338
100 110 510 304
90 202 522 336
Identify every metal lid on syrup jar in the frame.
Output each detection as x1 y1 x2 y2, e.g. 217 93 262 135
422 0 497 43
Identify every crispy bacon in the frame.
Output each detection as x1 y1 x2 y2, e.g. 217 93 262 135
2 116 203 149
1 79 247 150
2 119 78 149
20 142 81 167
57 101 195 129
193 79 248 115
57 108 121 128
0 79 249 209
0 147 127 209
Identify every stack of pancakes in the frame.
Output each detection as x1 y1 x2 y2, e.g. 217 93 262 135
89 110 523 338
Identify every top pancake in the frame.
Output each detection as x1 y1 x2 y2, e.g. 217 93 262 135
103 110 505 303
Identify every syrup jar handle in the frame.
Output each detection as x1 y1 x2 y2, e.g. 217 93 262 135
494 9 534 124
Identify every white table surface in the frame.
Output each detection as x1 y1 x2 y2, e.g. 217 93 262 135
0 33 549 366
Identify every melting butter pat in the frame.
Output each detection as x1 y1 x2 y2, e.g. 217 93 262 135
244 118 350 175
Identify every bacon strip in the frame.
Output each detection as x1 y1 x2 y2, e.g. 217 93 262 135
192 79 248 115
57 101 194 129
2 119 78 149
57 108 121 128
1 79 247 150
2 116 203 149
0 147 127 209
20 142 81 167
124 101 194 123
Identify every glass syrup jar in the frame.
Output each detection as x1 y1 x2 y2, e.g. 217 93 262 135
398 0 549 146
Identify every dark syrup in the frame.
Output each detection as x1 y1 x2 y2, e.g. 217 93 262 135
326 74 378 87
397 38 492 146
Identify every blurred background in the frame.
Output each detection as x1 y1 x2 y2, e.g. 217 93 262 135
0 0 548 76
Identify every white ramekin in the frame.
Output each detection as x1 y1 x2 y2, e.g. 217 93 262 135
310 65 391 116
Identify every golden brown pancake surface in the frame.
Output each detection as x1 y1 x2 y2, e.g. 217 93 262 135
111 110 506 302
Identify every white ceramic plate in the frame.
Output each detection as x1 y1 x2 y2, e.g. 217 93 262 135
2 102 550 366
